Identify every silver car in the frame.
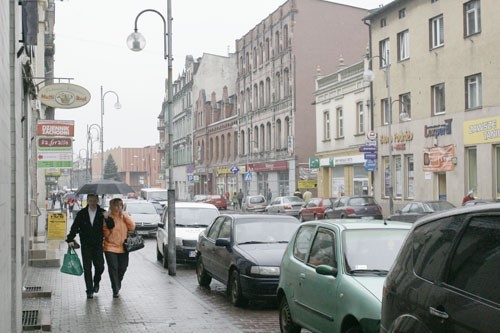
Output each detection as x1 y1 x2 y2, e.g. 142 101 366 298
265 196 304 217
123 200 161 237
241 195 267 212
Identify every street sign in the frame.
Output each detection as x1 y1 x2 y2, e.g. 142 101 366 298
365 159 376 166
364 152 377 160
364 162 376 172
366 131 377 141
244 172 252 181
230 165 240 174
359 145 377 152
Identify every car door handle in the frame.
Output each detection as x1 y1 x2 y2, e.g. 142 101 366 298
299 273 306 279
429 307 449 319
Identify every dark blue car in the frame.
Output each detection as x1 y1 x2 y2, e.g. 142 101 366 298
195 214 300 307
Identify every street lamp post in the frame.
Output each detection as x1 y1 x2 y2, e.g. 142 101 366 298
87 123 101 182
364 51 394 215
127 2 176 275
101 86 121 180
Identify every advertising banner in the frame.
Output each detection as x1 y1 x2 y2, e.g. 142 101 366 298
423 144 455 172
47 212 67 240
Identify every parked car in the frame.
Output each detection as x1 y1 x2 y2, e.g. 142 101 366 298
156 202 220 268
298 197 335 222
381 203 500 333
277 219 411 333
387 200 455 223
202 194 228 210
325 195 383 219
241 195 267 212
193 194 208 202
196 214 300 307
265 196 304 217
123 200 161 237
462 198 496 206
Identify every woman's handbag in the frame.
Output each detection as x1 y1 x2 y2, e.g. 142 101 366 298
60 247 84 276
124 231 145 252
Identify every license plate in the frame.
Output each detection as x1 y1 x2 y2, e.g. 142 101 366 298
361 216 374 219
189 251 196 258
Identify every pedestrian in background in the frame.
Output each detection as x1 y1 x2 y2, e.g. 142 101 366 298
267 188 272 203
294 188 303 199
66 193 112 299
303 189 312 203
232 191 238 209
462 190 475 205
103 198 135 298
237 189 244 210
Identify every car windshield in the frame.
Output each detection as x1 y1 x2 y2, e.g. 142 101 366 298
348 197 376 206
283 197 303 204
176 207 219 227
343 229 409 274
235 217 299 244
422 201 454 212
125 203 158 214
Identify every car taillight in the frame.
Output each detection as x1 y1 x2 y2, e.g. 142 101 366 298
345 208 355 215
284 204 293 210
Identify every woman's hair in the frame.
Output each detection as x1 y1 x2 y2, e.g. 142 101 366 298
109 198 123 207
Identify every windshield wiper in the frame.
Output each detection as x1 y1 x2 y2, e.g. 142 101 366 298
349 269 389 275
237 241 267 245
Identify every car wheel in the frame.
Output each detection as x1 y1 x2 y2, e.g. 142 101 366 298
345 325 362 333
298 214 304 222
279 296 301 333
156 244 163 261
162 244 169 269
196 256 212 287
228 270 248 307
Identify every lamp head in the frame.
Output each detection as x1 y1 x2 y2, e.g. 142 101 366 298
114 101 122 109
127 31 146 52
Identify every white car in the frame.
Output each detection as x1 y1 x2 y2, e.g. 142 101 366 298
156 202 220 268
123 200 161 237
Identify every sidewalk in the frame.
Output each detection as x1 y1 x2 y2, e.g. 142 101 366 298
23 207 241 332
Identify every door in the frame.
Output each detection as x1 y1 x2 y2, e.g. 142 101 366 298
437 173 447 201
199 216 225 275
212 217 233 283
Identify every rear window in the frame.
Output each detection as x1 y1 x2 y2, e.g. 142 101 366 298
349 197 376 206
250 196 265 204
125 203 157 214
284 197 304 203
175 207 219 227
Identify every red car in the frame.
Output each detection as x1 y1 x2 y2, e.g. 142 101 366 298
298 197 335 222
202 194 227 210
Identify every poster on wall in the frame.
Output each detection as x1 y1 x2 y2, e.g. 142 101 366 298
423 144 455 172
331 177 345 197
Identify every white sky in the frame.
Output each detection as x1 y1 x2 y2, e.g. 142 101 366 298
54 0 390 155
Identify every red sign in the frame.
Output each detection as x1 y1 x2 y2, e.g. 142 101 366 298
248 161 288 172
37 120 75 137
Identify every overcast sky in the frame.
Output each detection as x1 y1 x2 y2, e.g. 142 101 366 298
54 0 391 156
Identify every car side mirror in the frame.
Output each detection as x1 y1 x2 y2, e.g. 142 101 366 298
215 238 230 248
316 264 338 277
158 222 165 228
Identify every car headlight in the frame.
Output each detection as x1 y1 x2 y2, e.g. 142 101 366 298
250 266 280 276
175 238 183 246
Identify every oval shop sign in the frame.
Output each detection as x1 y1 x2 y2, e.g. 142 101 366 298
39 83 91 109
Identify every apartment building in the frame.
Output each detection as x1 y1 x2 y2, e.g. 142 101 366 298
314 59 372 198
234 0 368 198
365 0 500 212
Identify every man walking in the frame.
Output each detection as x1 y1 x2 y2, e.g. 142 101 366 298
66 193 114 299
237 189 244 210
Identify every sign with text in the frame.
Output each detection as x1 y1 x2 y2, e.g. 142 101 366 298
464 116 500 144
39 83 91 109
47 212 67 240
37 120 75 137
423 144 455 172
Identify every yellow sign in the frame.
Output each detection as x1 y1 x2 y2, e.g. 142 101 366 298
464 116 500 144
47 212 67 240
298 180 317 189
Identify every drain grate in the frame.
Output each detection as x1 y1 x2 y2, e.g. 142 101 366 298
25 286 42 292
22 310 40 330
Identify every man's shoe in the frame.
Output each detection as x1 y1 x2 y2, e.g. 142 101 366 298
93 284 99 294
112 292 119 298
87 292 94 299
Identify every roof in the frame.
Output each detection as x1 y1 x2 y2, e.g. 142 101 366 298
165 202 218 209
414 202 500 225
303 219 412 230
363 0 409 21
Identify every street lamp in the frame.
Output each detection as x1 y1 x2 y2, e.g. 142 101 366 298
364 50 395 215
101 86 121 180
127 2 176 275
87 124 101 182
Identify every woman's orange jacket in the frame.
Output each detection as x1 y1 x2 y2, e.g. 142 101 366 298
103 212 135 253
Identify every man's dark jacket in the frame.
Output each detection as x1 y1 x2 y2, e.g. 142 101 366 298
66 205 114 246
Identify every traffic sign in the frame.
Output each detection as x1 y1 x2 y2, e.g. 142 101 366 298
364 152 378 160
364 161 376 172
230 165 240 174
359 145 377 152
244 172 252 181
366 131 377 141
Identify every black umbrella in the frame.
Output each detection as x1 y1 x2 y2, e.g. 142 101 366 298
76 180 135 196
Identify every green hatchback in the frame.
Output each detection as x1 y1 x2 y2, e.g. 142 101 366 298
277 220 411 333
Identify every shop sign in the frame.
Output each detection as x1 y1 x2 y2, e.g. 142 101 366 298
380 131 414 144
39 83 91 109
37 120 75 137
309 157 319 169
216 168 231 176
424 119 452 138
250 160 288 172
423 144 455 172
319 157 334 167
334 154 364 166
464 116 500 144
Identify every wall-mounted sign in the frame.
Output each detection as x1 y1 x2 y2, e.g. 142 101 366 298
423 144 455 172
464 116 500 145
424 119 452 138
38 83 91 109
37 120 74 137
380 131 414 144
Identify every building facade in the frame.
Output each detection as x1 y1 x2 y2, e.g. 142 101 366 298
365 0 500 213
234 0 369 198
314 60 372 199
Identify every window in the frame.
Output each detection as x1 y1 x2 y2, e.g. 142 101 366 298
307 229 336 267
413 217 459 282
395 156 402 198
383 157 390 197
430 15 444 49
283 25 289 49
397 30 410 61
447 216 500 304
379 39 390 67
399 92 411 120
398 8 406 19
496 146 500 200
276 119 282 149
265 38 270 61
382 98 390 125
465 73 482 109
253 47 257 68
432 83 446 115
356 102 365 134
464 0 481 37
336 107 344 138
275 31 280 55
406 155 414 198
467 147 477 194
323 111 331 140
293 225 315 262
380 18 387 28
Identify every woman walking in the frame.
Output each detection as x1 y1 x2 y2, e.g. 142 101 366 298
103 198 135 298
